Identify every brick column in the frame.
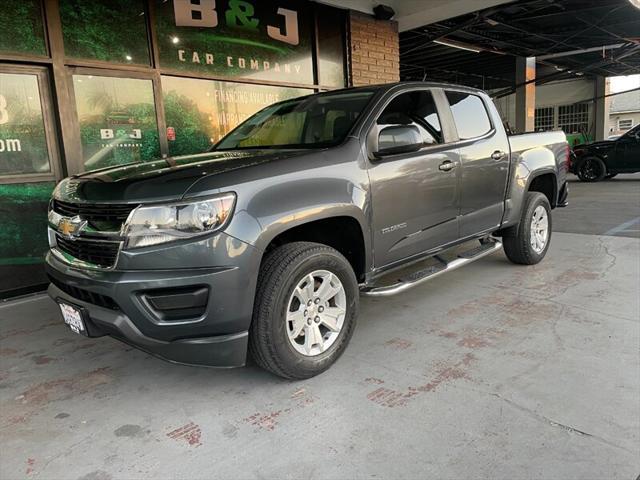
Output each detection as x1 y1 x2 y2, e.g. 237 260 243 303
348 11 400 86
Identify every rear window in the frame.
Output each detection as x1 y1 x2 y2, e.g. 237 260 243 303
445 91 492 140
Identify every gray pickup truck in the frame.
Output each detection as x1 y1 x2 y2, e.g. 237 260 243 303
47 82 569 379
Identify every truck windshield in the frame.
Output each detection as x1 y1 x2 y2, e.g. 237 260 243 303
214 90 375 150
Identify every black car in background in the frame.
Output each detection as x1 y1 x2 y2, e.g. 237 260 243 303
571 124 640 181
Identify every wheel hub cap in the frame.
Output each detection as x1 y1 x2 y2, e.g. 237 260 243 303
530 205 549 254
286 270 346 357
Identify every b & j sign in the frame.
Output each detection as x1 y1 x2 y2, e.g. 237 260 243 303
156 0 314 84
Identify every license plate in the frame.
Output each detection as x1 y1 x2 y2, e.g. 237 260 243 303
58 302 87 335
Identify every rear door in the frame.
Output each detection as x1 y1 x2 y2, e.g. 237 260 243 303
444 90 510 237
366 88 461 268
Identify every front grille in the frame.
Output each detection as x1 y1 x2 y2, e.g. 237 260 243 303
48 275 120 310
55 235 121 269
53 199 136 230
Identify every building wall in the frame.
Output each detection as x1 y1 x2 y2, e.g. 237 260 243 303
492 78 596 126
609 111 640 137
491 78 598 145
348 12 400 86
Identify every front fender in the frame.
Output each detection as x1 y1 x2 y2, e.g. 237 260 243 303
225 176 371 268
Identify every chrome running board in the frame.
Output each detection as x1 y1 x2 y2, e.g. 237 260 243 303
360 239 503 297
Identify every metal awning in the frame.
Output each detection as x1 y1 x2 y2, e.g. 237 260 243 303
400 0 640 91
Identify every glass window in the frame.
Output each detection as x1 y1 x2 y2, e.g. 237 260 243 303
216 90 374 150
558 103 590 134
446 91 492 140
535 106 554 131
377 90 443 145
0 73 51 176
72 75 160 170
154 0 314 84
316 4 346 88
618 119 633 131
162 76 312 156
0 0 47 57
60 0 150 65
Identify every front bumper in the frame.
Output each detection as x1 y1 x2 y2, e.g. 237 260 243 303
45 234 260 367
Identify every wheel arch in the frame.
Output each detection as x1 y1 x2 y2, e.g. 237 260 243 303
527 171 558 208
260 214 369 283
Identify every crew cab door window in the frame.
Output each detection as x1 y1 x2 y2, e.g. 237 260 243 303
445 91 492 140
377 90 443 146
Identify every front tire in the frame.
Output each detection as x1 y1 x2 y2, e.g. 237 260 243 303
249 242 358 379
576 156 606 182
503 192 552 265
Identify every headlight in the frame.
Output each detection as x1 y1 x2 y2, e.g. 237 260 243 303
124 193 236 249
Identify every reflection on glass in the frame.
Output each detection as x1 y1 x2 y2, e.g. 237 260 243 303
446 92 492 140
60 0 150 65
317 5 346 88
154 0 314 84
0 73 51 176
217 90 374 149
161 76 312 156
0 0 47 56
73 75 160 170
377 91 443 144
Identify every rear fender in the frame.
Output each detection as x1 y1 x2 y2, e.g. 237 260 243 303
501 145 559 229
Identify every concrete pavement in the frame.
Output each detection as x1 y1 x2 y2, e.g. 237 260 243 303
1 231 638 479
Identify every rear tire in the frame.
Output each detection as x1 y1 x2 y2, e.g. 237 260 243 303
249 242 358 379
576 156 606 182
503 192 552 265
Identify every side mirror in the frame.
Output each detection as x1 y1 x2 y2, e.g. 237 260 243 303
373 125 424 158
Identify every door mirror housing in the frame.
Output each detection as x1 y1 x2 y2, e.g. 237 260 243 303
372 125 424 158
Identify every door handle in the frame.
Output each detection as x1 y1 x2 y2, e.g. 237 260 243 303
491 150 506 160
439 160 456 172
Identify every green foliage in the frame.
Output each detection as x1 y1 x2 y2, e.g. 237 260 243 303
60 0 149 64
0 182 54 262
0 0 47 55
164 91 213 157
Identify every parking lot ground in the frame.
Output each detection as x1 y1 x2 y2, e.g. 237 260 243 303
1 229 638 480
1 173 640 480
554 173 640 238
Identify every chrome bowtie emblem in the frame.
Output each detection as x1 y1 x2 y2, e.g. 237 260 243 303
58 215 87 239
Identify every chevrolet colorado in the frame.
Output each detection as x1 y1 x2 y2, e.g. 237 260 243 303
47 82 569 379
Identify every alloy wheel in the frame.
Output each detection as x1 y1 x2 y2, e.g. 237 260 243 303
286 270 346 356
530 205 549 254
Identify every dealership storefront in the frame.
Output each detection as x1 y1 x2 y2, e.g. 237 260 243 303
0 0 399 296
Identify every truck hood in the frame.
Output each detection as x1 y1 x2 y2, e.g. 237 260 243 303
54 149 308 203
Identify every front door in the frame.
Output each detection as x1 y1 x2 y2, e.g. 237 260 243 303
367 89 460 268
615 125 640 171
444 90 510 237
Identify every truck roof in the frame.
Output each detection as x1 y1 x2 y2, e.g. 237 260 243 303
323 81 488 96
